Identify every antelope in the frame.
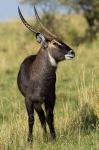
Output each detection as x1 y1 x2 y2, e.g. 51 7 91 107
17 6 75 143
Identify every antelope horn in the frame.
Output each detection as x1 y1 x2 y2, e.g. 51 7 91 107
18 6 38 34
34 5 57 39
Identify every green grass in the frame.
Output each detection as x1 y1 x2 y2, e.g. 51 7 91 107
0 17 99 150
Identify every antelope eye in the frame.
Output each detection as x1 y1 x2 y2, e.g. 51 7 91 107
53 42 58 46
53 42 56 45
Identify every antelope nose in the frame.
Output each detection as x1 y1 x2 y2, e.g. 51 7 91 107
69 50 75 57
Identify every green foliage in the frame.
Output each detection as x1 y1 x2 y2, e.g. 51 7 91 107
19 0 99 42
19 0 57 8
58 0 99 40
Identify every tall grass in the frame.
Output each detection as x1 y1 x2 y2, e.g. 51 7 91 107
0 16 99 150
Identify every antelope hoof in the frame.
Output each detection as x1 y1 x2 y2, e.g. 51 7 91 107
28 135 33 144
51 133 56 141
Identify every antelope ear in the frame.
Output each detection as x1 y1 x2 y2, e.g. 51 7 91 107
36 33 48 48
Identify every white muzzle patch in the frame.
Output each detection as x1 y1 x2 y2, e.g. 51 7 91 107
48 51 57 67
65 54 73 60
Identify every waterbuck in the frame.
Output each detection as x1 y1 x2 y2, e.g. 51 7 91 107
17 6 75 143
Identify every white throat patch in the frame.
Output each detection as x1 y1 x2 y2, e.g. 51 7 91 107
48 51 57 67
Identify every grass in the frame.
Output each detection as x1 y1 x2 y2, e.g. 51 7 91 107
0 16 99 150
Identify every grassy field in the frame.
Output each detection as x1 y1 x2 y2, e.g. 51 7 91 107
0 16 99 150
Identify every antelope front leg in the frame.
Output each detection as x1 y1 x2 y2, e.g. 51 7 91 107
46 108 56 140
34 103 47 138
25 98 34 143
45 96 56 140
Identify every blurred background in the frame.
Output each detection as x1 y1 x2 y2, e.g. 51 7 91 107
1 0 99 42
0 0 32 22
0 0 99 150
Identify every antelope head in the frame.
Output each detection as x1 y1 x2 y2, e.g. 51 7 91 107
18 6 75 66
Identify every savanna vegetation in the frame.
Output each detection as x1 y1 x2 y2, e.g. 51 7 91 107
20 0 99 41
0 13 99 150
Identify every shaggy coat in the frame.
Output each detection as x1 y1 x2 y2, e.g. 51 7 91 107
17 6 75 142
